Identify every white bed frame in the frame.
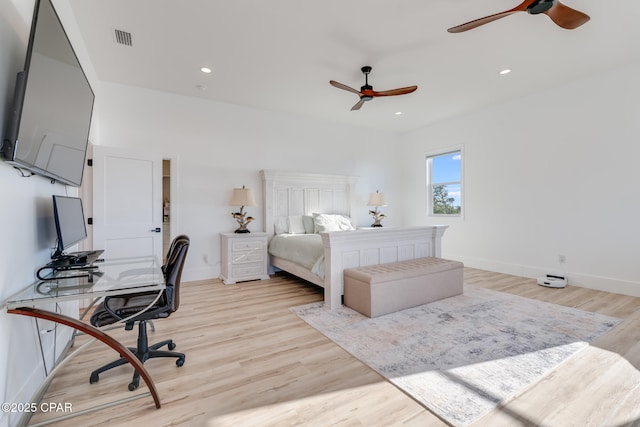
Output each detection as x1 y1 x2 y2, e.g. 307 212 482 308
260 170 448 309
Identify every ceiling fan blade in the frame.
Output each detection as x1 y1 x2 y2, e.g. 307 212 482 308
330 80 361 95
447 0 530 33
544 1 590 29
372 86 418 97
447 10 521 33
351 99 365 111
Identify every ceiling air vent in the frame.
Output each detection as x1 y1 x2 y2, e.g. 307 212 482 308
114 29 132 46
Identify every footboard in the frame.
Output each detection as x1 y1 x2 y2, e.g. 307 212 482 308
320 225 448 309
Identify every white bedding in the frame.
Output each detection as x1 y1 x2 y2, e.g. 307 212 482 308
268 233 325 278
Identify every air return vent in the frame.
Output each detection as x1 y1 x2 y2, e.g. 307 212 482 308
114 29 132 46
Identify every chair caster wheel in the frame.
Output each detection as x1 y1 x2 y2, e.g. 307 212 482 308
129 375 140 391
89 373 99 384
168 341 176 350
176 357 185 367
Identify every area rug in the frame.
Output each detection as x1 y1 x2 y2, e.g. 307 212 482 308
291 285 621 426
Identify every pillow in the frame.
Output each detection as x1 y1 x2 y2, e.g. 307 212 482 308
287 215 306 234
274 216 288 235
302 215 315 234
312 213 355 232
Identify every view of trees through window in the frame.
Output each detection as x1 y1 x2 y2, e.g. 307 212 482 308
427 150 462 216
432 183 461 214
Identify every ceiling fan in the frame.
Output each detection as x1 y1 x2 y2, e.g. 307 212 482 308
329 66 418 111
447 0 590 33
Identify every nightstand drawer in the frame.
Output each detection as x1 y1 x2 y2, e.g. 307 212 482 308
232 240 264 251
232 264 265 277
232 252 263 264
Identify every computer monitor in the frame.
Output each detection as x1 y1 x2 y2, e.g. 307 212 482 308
52 195 87 259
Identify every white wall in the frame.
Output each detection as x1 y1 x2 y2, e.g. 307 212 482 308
0 1 96 425
95 82 403 281
400 61 640 296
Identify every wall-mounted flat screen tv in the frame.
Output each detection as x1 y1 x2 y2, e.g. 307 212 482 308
1 0 94 187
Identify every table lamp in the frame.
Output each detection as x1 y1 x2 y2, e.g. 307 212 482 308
367 190 386 227
229 185 257 233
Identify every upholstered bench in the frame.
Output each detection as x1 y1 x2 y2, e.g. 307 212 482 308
343 257 464 317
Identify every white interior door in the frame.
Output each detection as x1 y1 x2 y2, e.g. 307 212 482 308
92 145 163 259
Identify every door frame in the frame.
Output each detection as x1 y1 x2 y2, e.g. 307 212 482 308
162 154 179 251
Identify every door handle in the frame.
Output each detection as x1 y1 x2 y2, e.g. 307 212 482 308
150 227 161 233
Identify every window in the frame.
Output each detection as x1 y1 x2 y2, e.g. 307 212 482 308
426 149 462 216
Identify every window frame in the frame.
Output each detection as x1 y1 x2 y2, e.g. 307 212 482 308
426 147 464 218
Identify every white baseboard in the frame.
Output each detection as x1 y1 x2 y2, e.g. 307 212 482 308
183 255 640 298
181 265 220 283
451 254 640 298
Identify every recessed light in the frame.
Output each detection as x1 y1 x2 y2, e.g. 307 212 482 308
200 67 212 74
395 111 402 116
499 69 512 75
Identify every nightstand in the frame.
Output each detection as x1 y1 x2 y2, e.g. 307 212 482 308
219 232 269 285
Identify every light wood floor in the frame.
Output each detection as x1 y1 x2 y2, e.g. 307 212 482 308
30 268 640 426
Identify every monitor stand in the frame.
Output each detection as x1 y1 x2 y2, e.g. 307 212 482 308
37 251 103 281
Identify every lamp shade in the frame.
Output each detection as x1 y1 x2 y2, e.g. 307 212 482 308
367 190 386 207
229 186 257 207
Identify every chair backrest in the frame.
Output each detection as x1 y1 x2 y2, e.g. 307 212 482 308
163 235 189 314
162 234 189 274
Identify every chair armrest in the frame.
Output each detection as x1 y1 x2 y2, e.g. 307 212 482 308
102 296 125 321
102 291 167 322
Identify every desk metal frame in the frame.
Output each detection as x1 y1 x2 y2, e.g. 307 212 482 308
4 256 165 426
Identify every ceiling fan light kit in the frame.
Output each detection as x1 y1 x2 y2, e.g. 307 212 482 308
330 66 417 111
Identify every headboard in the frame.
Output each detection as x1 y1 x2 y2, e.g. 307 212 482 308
260 170 359 236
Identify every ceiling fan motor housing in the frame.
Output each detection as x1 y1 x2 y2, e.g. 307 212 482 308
528 0 555 14
360 84 373 101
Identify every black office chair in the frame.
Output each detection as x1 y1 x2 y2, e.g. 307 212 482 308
116 233 187 333
89 235 190 391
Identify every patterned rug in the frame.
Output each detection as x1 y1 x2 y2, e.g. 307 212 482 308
292 285 621 426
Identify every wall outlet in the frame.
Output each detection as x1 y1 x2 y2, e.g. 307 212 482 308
558 254 566 264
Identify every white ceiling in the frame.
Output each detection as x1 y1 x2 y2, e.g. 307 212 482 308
67 0 640 133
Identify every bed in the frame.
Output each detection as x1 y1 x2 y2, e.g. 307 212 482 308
260 170 448 309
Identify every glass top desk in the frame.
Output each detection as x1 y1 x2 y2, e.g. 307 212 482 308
7 256 164 309
4 256 165 426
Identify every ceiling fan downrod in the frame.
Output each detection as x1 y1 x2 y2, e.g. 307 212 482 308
360 66 373 100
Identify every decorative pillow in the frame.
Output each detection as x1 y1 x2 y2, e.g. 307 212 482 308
287 215 306 234
302 215 315 234
312 213 355 232
274 216 289 235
